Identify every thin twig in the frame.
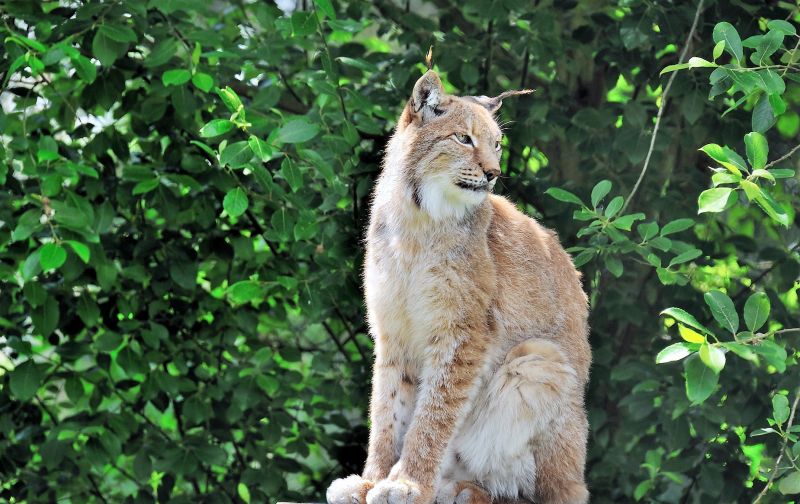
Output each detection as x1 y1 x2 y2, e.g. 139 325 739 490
622 0 705 213
87 474 109 504
732 243 800 302
754 392 800 503
764 143 800 169
782 36 800 77
322 320 352 361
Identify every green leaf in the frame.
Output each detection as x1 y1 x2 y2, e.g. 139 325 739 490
223 188 248 218
216 87 243 113
779 472 800 495
200 119 235 138
66 240 90 263
751 29 784 66
604 255 623 278
9 360 45 401
660 218 694 236
545 187 584 206
314 0 336 19
99 24 137 43
767 20 796 36
679 324 706 344
688 56 717 69
744 292 770 332
12 210 42 242
267 208 293 242
604 196 623 218
768 168 794 179
660 307 714 336
71 54 97 83
637 221 659 241
162 69 192 86
220 141 254 168
191 42 202 66
572 249 596 268
590 180 611 208
132 178 160 195
6 34 46 52
697 187 736 214
712 22 744 63
248 135 272 162
754 70 785 95
698 144 743 175
752 94 776 133
238 483 251 504
750 169 775 183
32 295 59 336
280 158 304 192
660 63 691 75
275 119 320 144
699 343 725 374
661 55 719 74
612 212 644 231
773 394 790 424
192 72 214 92
39 243 67 271
720 342 758 362
634 480 651 501
91 30 128 67
668 248 701 267
769 93 787 116
712 172 742 186
712 40 725 61
133 451 152 480
684 354 719 403
294 212 320 241
753 189 790 227
753 340 787 372
744 132 768 170
228 280 262 304
144 39 178 68
655 343 693 364
703 290 738 334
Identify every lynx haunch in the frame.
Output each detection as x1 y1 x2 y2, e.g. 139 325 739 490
327 70 591 504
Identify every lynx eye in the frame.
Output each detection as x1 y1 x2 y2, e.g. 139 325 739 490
453 133 473 146
495 141 502 152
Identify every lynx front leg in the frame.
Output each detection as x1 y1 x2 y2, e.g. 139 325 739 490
367 327 488 504
328 352 416 504
363 357 417 481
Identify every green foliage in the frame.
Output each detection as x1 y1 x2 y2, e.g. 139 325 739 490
1 1 799 503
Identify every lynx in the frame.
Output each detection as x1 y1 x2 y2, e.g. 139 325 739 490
327 70 591 504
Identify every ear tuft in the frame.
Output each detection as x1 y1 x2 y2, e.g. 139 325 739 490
410 70 447 122
465 89 534 113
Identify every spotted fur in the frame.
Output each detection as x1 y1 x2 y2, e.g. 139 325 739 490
327 71 591 504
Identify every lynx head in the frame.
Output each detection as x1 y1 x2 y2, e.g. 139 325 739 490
394 70 531 221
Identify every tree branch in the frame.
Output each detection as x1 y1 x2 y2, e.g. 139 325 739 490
622 0 705 213
754 391 800 503
764 142 800 169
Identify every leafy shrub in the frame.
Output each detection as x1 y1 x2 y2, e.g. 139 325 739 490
1 1 799 503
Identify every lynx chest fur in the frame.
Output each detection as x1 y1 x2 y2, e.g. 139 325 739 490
364 204 497 369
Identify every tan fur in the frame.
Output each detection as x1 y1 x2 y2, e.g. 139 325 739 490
327 71 590 504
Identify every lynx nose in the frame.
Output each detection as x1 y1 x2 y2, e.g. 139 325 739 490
484 167 500 182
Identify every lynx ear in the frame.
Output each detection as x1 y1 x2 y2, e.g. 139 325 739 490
410 70 447 122
465 89 534 113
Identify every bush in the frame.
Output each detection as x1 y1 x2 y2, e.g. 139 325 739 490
0 0 798 502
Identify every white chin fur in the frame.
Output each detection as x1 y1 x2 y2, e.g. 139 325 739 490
419 175 487 221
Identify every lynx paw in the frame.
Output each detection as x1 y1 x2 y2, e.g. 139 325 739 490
366 478 423 504
327 475 374 504
436 481 491 504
